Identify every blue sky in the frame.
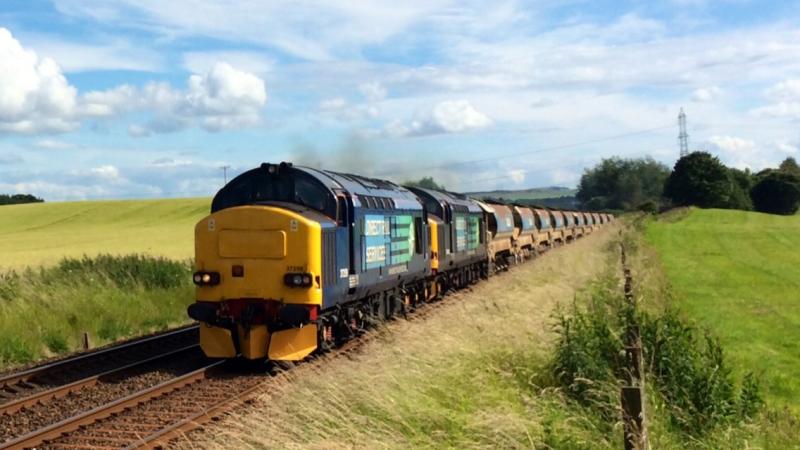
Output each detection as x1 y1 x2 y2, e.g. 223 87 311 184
1 0 800 200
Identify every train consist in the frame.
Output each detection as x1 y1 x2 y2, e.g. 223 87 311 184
187 162 613 361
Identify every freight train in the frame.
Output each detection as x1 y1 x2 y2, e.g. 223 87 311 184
187 162 612 361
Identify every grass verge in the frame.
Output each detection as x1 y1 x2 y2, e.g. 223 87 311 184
0 254 194 367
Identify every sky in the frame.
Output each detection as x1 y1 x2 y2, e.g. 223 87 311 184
1 0 800 201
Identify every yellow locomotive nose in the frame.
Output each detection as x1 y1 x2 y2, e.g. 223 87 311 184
190 205 323 361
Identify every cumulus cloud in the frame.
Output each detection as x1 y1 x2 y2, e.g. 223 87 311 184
87 62 268 135
0 28 268 136
384 100 492 137
691 86 722 102
88 165 122 181
707 135 764 169
0 28 78 134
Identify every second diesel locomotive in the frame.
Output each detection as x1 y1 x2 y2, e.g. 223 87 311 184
187 162 612 361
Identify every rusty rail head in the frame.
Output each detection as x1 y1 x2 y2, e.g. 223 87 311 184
0 344 199 416
0 325 199 390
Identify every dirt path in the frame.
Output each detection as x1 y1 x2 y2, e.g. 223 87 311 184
176 226 619 449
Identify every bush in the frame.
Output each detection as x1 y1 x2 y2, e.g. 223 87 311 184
750 171 800 215
0 254 194 366
550 283 762 437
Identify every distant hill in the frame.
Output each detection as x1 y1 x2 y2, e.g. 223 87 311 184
466 186 576 201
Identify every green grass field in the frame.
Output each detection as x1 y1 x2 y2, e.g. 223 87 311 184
645 208 800 413
0 198 210 270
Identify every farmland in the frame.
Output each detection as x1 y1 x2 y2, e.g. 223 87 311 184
645 208 800 414
0 198 209 366
0 198 209 270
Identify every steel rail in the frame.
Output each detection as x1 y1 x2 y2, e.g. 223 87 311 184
0 361 224 450
0 324 199 391
0 344 200 415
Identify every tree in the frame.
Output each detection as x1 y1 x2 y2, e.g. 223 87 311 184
727 167 754 211
0 194 44 205
404 176 445 190
779 157 800 176
576 157 670 211
664 152 735 208
750 171 800 215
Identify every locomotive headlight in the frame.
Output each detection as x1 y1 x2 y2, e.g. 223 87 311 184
284 272 313 288
193 271 220 286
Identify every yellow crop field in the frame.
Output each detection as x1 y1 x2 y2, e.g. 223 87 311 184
0 198 210 270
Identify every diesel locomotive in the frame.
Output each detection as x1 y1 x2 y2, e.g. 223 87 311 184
187 162 612 361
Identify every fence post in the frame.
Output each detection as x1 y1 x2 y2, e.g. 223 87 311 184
620 242 648 450
82 332 91 350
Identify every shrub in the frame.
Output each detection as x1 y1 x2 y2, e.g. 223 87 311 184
550 283 762 437
750 171 800 215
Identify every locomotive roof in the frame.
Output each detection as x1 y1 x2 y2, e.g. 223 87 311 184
296 166 423 210
405 187 483 213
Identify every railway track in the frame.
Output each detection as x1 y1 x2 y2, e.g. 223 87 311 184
0 325 203 447
0 326 199 406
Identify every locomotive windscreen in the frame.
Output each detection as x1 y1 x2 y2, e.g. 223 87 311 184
211 166 337 218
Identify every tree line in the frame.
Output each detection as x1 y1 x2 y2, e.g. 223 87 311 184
577 153 800 215
0 194 44 205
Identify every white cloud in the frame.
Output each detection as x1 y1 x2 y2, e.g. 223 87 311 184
53 0 453 61
317 96 380 122
751 102 800 120
89 165 121 180
691 86 722 102
707 135 764 169
23 34 162 72
319 97 348 112
182 51 273 76
87 62 268 135
508 169 525 184
766 79 800 100
0 28 78 134
385 100 492 137
751 79 800 120
0 28 268 136
359 82 387 102
32 139 75 150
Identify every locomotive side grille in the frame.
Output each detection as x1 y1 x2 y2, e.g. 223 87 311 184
322 229 337 286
